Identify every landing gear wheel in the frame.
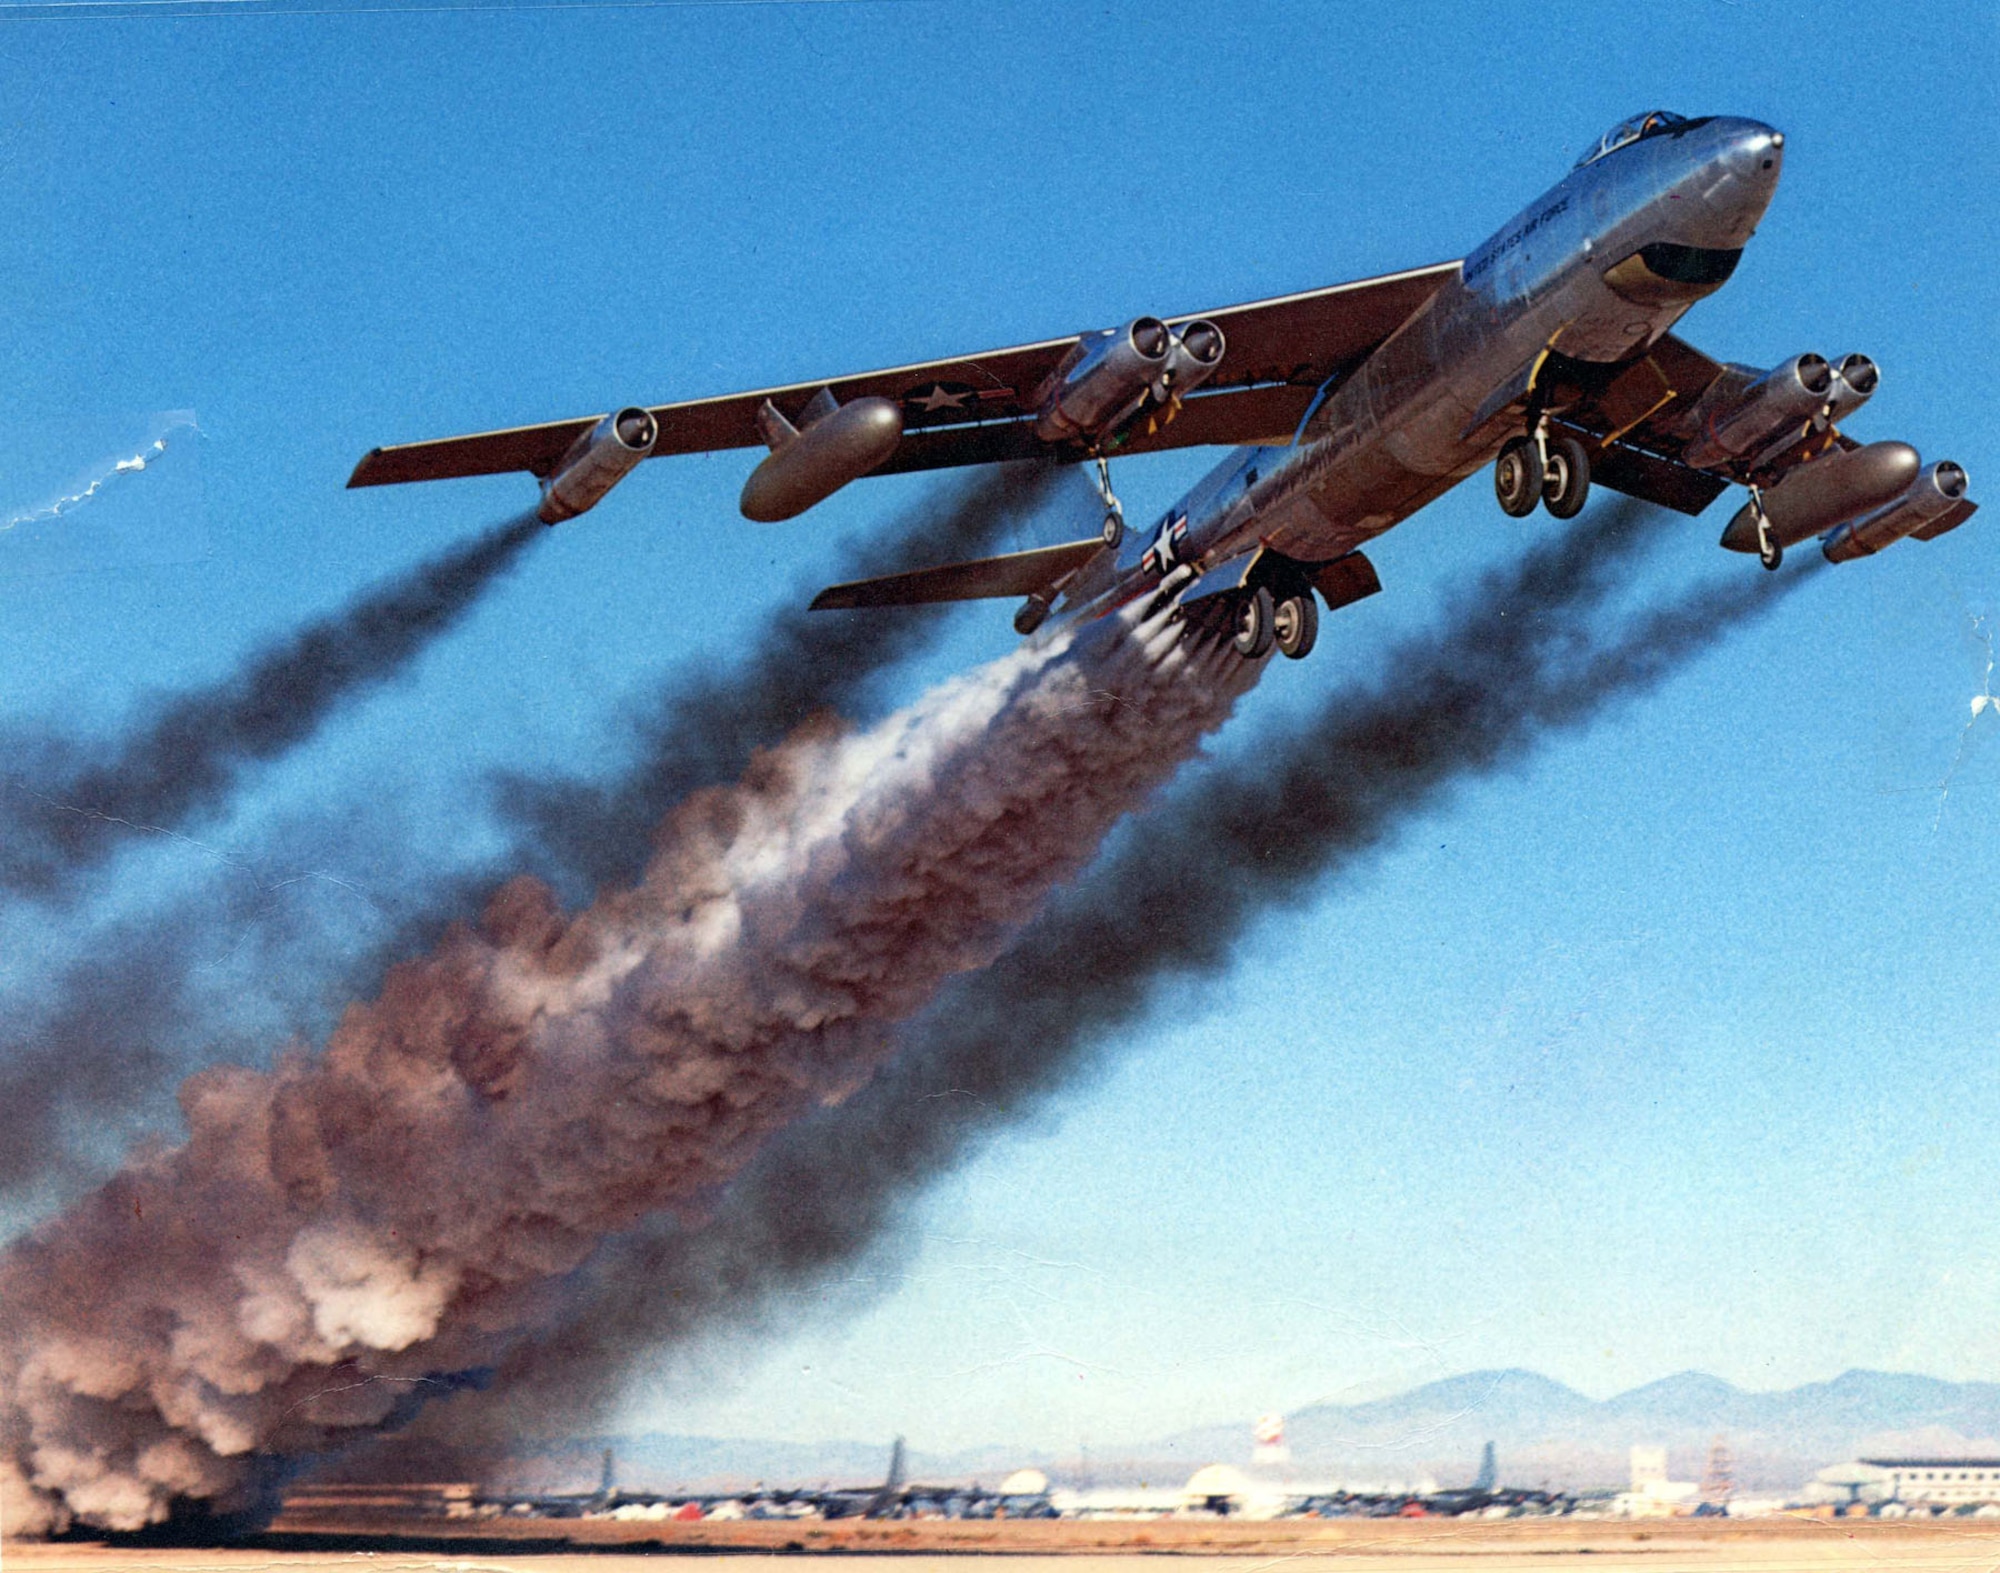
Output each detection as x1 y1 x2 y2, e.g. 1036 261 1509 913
1232 586 1276 659
1273 592 1318 660
1542 435 1591 519
1754 507 1782 571
1495 437 1544 517
1101 509 1124 549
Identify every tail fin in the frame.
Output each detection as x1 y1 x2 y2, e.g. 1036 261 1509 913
811 539 1105 611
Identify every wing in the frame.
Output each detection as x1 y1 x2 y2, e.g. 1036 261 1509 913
346 262 1461 492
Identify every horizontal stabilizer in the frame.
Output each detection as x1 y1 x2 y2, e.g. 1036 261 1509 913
811 539 1105 611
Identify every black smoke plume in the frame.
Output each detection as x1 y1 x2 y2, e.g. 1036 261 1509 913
443 504 1821 1437
0 512 544 901
0 466 1076 1204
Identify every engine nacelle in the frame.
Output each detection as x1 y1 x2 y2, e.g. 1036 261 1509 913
1033 317 1173 444
537 406 658 523
739 394 904 522
1162 319 1227 399
1681 353 1833 470
1824 353 1878 422
1720 440 1920 554
1823 461 1971 562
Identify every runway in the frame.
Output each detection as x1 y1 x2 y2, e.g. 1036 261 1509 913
12 1520 2000 1573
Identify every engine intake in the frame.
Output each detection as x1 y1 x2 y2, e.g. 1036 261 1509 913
1682 353 1832 470
1824 353 1878 423
538 406 658 523
1162 319 1227 399
1033 317 1173 445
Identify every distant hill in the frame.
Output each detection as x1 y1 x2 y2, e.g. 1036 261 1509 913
320 1368 2000 1496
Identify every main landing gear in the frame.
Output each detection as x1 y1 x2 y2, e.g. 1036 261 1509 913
1496 427 1591 520
1222 584 1317 661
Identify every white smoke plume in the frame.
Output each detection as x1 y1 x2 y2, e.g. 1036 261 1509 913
0 593 1258 1536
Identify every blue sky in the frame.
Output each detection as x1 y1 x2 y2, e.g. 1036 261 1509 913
0 0 1996 1457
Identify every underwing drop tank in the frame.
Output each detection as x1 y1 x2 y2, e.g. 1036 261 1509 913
740 394 905 522
1720 440 1920 554
537 407 659 523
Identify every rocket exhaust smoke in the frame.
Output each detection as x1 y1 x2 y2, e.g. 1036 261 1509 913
443 504 1822 1437
0 465 1075 1205
0 511 544 902
0 586 1256 1536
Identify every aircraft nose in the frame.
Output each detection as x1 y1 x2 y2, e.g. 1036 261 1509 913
1692 117 1784 245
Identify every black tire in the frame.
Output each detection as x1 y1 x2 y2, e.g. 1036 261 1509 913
1542 435 1591 519
1495 437 1543 517
1101 510 1124 549
1759 535 1783 571
1231 586 1276 659
1273 592 1318 660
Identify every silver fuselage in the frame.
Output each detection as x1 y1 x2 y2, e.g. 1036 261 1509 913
1091 116 1785 605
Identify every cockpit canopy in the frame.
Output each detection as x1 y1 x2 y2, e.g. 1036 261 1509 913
1574 110 1693 169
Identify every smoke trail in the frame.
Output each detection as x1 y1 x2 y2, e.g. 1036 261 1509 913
452 509 1822 1435
0 465 1076 1207
0 511 544 901
490 461 1076 901
0 588 1257 1536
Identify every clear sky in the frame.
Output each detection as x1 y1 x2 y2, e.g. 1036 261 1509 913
0 0 1995 1459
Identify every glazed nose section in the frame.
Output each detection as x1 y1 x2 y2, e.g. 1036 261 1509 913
1695 117 1784 244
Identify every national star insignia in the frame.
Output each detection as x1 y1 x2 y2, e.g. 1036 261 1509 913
912 383 971 414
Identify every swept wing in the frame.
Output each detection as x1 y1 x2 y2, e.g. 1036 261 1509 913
346 262 1462 512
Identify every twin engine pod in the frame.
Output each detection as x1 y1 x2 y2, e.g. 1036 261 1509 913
537 407 660 524
1032 316 1226 446
1681 351 1878 471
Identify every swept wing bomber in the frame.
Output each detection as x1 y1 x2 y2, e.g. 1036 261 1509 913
352 112 1975 660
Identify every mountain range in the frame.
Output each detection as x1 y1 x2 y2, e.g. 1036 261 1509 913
328 1368 2000 1495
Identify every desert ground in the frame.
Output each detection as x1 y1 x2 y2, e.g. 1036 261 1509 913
12 1516 2000 1571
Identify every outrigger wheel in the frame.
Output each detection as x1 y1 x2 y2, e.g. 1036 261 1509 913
1495 436 1544 517
1750 488 1782 570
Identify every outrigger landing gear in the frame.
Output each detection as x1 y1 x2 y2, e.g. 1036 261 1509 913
1093 455 1126 548
1749 486 1782 570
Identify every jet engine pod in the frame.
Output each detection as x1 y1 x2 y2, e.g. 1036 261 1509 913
1823 461 1971 562
1682 353 1832 470
1720 440 1921 553
1033 317 1173 445
740 396 905 523
537 406 659 524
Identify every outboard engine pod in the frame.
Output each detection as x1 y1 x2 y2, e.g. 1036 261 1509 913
538 406 658 523
1033 317 1173 444
1824 460 1972 562
1682 353 1832 469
